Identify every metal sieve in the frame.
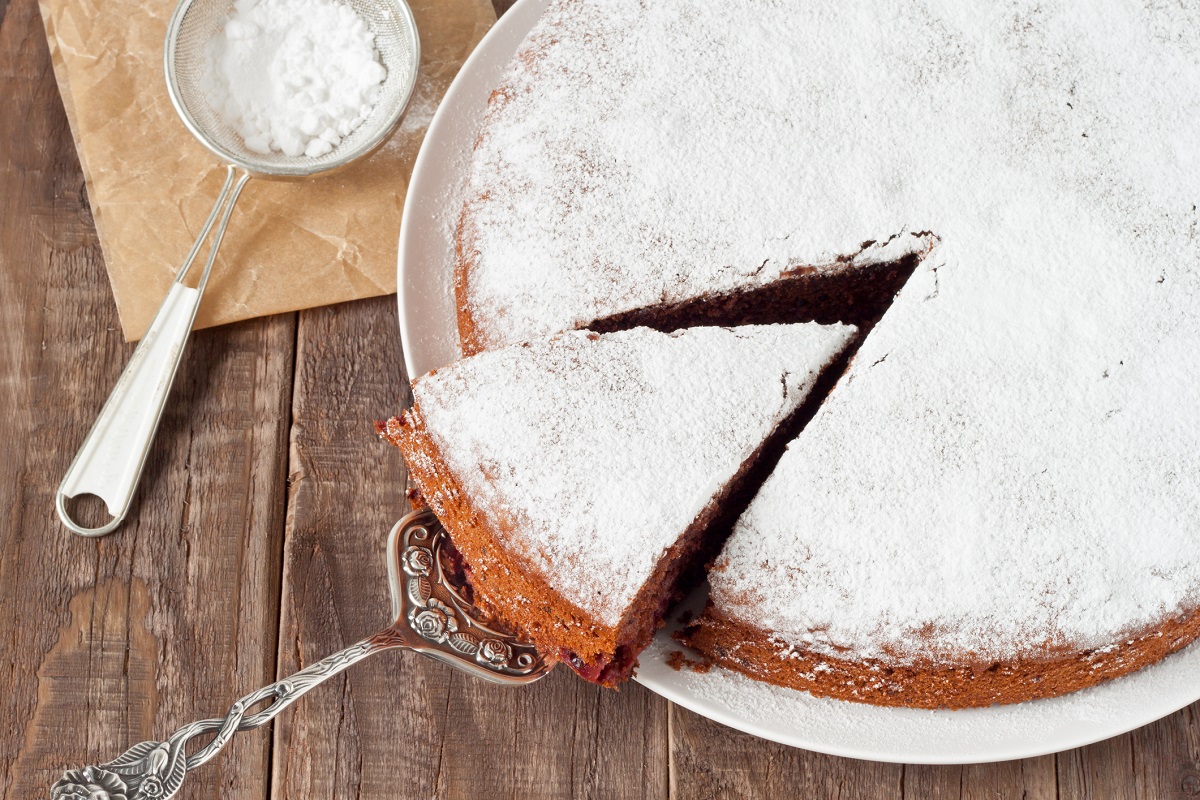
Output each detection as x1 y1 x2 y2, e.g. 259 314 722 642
57 0 419 536
166 0 419 178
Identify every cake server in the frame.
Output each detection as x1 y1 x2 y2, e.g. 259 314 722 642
50 509 551 800
56 0 420 536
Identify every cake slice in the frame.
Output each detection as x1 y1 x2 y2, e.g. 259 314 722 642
380 324 856 685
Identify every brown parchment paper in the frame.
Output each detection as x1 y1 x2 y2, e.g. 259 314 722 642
38 0 496 340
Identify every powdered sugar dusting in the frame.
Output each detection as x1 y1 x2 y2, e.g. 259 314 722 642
657 1 1200 663
411 324 854 627
460 0 935 350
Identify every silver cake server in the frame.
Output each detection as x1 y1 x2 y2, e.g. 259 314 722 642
49 509 551 800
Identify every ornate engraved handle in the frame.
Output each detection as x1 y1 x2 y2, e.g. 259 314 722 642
51 511 551 800
50 627 412 800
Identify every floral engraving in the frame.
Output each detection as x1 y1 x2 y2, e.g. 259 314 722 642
138 776 166 798
394 509 547 679
448 632 480 655
51 767 128 800
403 546 433 577
478 639 511 666
407 576 432 606
410 599 458 643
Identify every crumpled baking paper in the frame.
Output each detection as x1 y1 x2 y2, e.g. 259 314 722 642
38 0 496 340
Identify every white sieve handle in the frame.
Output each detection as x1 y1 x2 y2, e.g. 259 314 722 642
57 166 251 537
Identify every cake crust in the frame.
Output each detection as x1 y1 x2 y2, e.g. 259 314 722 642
683 605 1200 710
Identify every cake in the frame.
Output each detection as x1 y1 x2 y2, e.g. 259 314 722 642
379 323 856 685
429 0 1200 707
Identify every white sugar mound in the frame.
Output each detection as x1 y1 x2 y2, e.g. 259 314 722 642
200 0 387 159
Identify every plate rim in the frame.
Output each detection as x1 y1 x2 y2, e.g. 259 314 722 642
395 0 1200 763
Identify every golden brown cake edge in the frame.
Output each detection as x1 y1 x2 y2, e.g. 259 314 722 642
681 603 1200 709
379 412 627 670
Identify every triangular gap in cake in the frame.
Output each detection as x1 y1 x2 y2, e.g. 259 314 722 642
379 324 863 686
457 227 939 357
589 241 933 339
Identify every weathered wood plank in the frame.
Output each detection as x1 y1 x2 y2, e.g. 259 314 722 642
274 296 670 799
431 668 668 798
1059 706 1200 800
0 2 294 798
269 298 416 799
1058 732 1136 800
1128 703 1200 799
903 757 1057 800
669 705 903 799
671 707 1063 800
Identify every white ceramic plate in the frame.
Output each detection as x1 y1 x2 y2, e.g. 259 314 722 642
396 0 1200 763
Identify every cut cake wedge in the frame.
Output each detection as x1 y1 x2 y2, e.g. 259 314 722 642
379 324 855 685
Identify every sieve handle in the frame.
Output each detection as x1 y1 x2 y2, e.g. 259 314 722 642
56 166 251 537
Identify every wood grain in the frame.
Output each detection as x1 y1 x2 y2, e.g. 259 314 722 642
669 706 903 799
0 1 292 798
3 0 1200 797
270 297 418 800
672 707 1064 800
902 757 1057 800
1058 711 1200 800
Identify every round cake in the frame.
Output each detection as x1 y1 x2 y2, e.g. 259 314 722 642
442 0 1200 707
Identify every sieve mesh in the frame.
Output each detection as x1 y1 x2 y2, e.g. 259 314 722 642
165 0 419 178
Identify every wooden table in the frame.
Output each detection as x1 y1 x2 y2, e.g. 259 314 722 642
3 0 1199 796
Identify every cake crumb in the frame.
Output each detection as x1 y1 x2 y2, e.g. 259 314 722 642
667 649 713 674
